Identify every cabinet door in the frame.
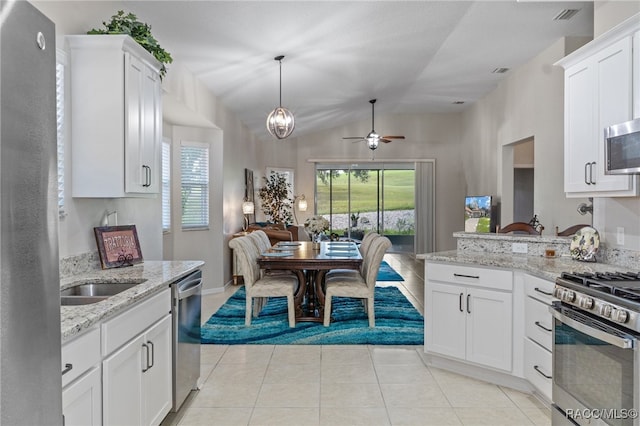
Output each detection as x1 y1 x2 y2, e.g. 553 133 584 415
465 287 513 371
124 54 161 195
593 37 634 192
564 60 595 193
143 315 172 426
103 334 144 426
62 367 102 426
425 282 466 360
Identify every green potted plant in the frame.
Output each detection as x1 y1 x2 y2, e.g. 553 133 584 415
258 172 293 225
88 10 173 79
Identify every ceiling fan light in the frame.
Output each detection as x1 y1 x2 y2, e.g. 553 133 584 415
267 107 295 139
367 137 379 150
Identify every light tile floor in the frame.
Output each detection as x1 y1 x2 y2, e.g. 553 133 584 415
166 254 551 426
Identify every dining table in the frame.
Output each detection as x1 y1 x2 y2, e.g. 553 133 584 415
257 240 363 322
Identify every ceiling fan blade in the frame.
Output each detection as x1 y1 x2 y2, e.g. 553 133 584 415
381 135 405 139
380 138 392 143
342 136 365 140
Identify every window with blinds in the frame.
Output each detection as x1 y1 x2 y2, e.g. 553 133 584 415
56 58 66 218
181 141 209 229
162 140 171 232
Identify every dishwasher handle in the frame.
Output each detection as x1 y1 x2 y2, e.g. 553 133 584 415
176 278 202 300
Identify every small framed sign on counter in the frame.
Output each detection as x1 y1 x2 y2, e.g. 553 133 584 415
94 225 144 269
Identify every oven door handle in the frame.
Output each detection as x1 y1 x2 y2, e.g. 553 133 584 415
549 305 635 349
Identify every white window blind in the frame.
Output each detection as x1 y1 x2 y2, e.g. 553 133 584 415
181 142 209 229
162 140 171 231
55 57 66 218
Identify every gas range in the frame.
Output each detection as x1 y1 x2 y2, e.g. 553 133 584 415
555 271 640 333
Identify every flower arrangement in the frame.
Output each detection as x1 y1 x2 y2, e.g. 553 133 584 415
304 215 330 237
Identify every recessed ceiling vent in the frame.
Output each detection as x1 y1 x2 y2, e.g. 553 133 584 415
492 67 510 74
553 9 580 21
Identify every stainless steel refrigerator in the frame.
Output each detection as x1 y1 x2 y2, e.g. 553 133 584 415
1 1 62 424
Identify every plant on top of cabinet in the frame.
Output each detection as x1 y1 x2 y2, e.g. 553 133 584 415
87 10 172 79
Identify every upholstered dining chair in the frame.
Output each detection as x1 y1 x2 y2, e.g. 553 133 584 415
247 230 272 252
228 236 298 327
323 236 392 327
247 230 294 278
324 232 380 283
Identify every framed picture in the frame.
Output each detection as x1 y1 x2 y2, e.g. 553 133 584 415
94 225 144 269
464 195 493 233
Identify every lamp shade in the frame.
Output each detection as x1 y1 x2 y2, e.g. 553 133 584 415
298 196 308 212
242 201 255 215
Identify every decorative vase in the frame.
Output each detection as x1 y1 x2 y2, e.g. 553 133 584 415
312 233 322 250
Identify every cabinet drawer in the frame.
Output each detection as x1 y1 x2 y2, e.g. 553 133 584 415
524 274 556 304
525 296 553 351
426 262 512 291
62 327 100 388
101 287 170 356
524 338 552 402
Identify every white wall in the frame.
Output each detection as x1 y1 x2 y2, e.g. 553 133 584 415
161 63 261 290
459 38 590 235
292 113 465 251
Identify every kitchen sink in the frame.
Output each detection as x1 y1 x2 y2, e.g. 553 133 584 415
60 281 146 305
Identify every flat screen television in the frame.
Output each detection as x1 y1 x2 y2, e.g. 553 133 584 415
464 195 493 233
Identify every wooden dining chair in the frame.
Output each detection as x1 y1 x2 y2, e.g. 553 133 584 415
228 236 298 327
555 224 590 236
323 236 392 327
497 222 542 235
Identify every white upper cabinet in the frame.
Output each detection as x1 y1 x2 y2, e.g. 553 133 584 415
67 35 162 197
557 16 639 197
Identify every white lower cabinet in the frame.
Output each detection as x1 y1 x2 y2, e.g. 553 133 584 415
522 274 556 402
523 338 552 401
62 328 101 425
102 288 171 425
62 366 102 426
425 263 513 372
103 313 172 426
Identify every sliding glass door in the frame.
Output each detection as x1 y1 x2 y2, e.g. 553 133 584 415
315 163 415 253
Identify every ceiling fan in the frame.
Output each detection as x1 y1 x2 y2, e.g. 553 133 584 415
343 99 405 151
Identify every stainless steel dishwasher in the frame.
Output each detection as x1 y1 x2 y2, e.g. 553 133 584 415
171 270 202 412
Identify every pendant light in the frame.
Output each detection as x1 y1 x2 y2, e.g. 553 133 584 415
266 55 295 139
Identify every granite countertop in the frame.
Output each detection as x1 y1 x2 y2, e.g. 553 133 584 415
417 250 625 282
60 260 204 343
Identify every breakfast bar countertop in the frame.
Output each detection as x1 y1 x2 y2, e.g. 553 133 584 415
60 260 204 343
417 250 625 282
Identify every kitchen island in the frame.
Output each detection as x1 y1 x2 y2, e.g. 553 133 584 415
418 231 636 404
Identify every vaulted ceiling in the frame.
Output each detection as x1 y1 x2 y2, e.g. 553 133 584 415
36 1 594 140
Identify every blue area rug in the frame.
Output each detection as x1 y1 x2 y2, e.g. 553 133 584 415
377 260 404 281
201 286 423 345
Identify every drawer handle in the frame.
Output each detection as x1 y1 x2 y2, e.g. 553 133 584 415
535 321 552 333
61 363 73 376
142 343 149 372
454 273 479 279
534 365 552 379
147 340 155 369
534 287 553 297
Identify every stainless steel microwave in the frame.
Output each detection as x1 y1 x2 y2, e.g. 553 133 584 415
605 117 640 175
